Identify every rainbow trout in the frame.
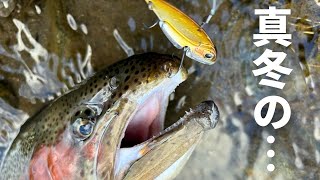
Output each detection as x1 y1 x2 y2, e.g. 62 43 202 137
0 52 219 179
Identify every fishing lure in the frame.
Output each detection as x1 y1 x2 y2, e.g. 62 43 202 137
145 0 217 65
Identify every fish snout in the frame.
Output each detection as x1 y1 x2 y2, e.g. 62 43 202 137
194 100 220 130
160 57 188 80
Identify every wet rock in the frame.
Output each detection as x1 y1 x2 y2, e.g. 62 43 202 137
0 0 15 17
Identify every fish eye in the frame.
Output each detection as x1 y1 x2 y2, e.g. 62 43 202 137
72 107 97 140
73 118 94 140
79 122 93 136
204 53 213 59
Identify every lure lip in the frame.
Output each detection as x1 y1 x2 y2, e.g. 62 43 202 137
186 47 216 65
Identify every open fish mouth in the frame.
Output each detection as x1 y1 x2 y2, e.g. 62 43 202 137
119 65 188 147
109 91 219 179
120 82 180 147
91 53 219 179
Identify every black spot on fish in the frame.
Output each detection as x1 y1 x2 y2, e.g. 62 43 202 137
141 67 146 72
125 76 130 82
125 69 129 74
135 70 139 75
131 65 135 70
118 93 122 97
124 85 129 90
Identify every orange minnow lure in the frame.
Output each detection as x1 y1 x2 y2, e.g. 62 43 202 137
145 0 217 65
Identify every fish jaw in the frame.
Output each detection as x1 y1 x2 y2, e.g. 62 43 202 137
120 101 220 179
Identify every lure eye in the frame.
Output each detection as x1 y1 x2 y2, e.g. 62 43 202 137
73 118 94 140
204 53 213 59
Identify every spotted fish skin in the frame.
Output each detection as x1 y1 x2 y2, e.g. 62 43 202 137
0 52 187 180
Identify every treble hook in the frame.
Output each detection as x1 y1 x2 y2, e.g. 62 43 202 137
179 46 189 71
143 19 160 30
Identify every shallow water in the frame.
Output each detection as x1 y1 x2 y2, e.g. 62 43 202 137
0 0 319 179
